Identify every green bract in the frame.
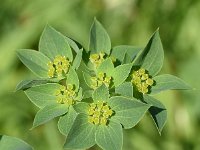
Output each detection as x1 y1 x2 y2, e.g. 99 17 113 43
16 19 191 150
0 135 33 150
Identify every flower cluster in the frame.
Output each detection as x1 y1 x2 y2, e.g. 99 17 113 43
16 20 190 150
48 55 70 78
131 68 154 94
89 52 105 68
91 72 112 89
55 84 76 105
88 101 113 125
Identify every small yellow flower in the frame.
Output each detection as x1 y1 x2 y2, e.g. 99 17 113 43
89 52 105 68
91 72 112 89
131 68 154 94
88 116 94 124
47 55 70 78
93 117 100 125
88 102 113 125
55 84 76 105
146 78 154 86
100 117 107 125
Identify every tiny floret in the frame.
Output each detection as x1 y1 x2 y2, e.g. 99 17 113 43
131 68 154 94
47 55 70 78
89 52 105 68
55 84 76 105
88 101 113 125
91 72 112 89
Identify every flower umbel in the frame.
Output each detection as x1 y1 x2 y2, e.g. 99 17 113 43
55 84 76 105
89 52 105 68
91 72 112 89
47 55 70 78
88 101 113 125
131 68 154 94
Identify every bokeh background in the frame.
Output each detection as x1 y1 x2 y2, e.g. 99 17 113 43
0 0 200 150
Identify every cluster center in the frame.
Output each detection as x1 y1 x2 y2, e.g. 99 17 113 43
47 55 70 78
88 101 113 125
131 68 154 94
91 72 112 89
89 52 105 68
55 84 76 105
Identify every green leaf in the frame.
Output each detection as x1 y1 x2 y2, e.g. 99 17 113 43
83 72 93 89
64 114 96 149
115 82 133 97
72 49 83 69
15 79 50 91
123 53 132 64
66 68 79 90
58 106 78 136
111 45 141 63
17 49 51 78
24 83 61 108
126 46 142 62
89 19 111 55
143 95 167 134
93 84 110 102
134 29 164 76
39 25 73 61
75 88 83 101
151 74 191 94
95 121 123 150
112 64 132 87
83 90 93 99
97 58 114 76
0 135 33 150
109 96 150 129
32 103 68 128
74 102 90 114
65 36 81 53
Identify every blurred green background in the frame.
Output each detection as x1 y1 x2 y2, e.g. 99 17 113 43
0 0 200 150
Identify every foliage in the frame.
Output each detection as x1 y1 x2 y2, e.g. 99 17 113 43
15 19 190 150
0 135 33 150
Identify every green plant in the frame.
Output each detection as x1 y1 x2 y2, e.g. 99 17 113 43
16 19 190 150
0 135 33 150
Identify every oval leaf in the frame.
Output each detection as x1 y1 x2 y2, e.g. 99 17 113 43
15 79 50 91
32 103 68 129
95 121 123 150
112 64 132 87
25 83 61 108
93 84 110 102
64 114 96 149
109 96 150 129
58 106 78 136
17 49 50 78
151 74 191 94
134 29 164 76
97 58 114 76
39 25 73 61
0 135 33 150
66 68 79 90
89 19 111 55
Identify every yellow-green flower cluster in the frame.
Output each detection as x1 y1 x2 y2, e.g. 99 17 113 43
47 55 70 78
89 52 105 68
91 72 112 89
55 84 76 105
88 101 113 125
131 68 154 94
